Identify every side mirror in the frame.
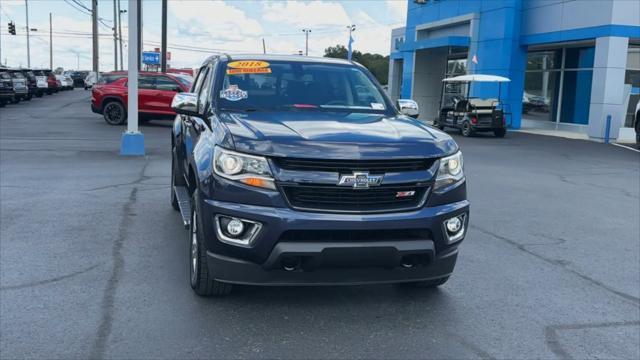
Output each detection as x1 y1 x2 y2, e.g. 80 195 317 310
171 92 199 116
398 99 419 118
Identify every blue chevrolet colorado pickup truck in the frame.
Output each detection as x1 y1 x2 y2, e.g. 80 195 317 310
171 55 469 296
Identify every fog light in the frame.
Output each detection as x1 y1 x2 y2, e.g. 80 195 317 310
214 215 262 247
226 218 244 237
443 214 466 243
445 217 462 233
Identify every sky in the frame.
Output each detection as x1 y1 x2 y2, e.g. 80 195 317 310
0 0 407 70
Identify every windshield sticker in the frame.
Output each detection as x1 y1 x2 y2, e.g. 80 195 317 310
227 67 272 75
220 85 248 101
227 60 270 69
371 103 385 110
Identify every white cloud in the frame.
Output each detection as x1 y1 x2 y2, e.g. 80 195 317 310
386 0 408 21
262 0 351 28
169 0 262 38
1 0 409 69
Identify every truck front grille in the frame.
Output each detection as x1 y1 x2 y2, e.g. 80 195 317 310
273 157 433 173
281 183 429 213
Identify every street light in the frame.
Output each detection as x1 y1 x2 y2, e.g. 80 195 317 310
302 29 311 56
346 24 356 61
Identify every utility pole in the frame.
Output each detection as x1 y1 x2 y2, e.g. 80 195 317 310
49 13 52 69
92 0 99 73
302 29 311 56
117 0 123 70
262 38 266 54
161 0 167 72
113 0 118 70
25 0 31 68
137 0 142 71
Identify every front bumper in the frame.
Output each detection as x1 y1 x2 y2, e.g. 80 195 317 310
199 196 469 285
207 246 458 286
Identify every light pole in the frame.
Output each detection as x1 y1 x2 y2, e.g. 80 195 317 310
118 1 124 70
346 24 356 61
25 0 30 68
113 0 118 70
302 29 311 56
49 13 52 69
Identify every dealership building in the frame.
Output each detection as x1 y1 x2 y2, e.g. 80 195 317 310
388 0 640 141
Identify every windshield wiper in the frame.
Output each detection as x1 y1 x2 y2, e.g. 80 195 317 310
219 107 262 113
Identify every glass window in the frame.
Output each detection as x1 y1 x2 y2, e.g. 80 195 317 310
564 47 595 69
624 45 640 126
98 73 126 85
0 72 11 79
156 76 180 91
523 71 559 122
138 76 155 89
192 67 208 94
218 61 388 113
173 74 193 89
198 67 212 113
526 50 561 71
446 58 466 76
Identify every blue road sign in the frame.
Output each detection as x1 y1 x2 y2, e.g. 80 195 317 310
142 52 160 65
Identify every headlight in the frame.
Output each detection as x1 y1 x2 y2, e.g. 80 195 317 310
434 151 464 191
213 146 276 190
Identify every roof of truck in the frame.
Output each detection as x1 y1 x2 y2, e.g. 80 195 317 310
205 54 354 66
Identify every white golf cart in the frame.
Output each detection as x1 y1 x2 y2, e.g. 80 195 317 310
435 74 511 138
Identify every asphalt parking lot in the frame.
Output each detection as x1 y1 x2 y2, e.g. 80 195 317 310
1 90 639 359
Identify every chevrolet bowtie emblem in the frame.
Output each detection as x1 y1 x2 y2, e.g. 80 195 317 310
337 172 383 189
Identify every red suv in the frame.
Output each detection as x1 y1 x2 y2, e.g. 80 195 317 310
44 69 59 94
91 71 193 125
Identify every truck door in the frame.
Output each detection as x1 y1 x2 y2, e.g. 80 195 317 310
182 65 211 178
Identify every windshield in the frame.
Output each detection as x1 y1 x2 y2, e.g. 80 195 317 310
97 73 125 84
0 72 11 80
11 72 25 79
173 74 193 88
218 61 388 113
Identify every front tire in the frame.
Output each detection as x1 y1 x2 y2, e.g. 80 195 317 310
461 121 474 137
103 101 127 125
189 190 233 297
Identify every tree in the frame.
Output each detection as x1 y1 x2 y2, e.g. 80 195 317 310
54 67 64 74
324 45 389 85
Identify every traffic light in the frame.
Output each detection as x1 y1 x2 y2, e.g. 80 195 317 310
8 22 16 35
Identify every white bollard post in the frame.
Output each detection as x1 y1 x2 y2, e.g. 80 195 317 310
120 0 144 155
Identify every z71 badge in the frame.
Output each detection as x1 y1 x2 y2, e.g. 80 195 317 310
220 85 248 101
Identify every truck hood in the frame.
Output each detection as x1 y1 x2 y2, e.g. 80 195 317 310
219 111 458 159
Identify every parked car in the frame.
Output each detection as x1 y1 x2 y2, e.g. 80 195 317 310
169 55 468 296
84 71 98 89
91 71 192 125
20 69 39 99
31 69 49 97
0 68 16 107
55 74 74 90
68 71 88 87
6 68 29 103
40 69 59 94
